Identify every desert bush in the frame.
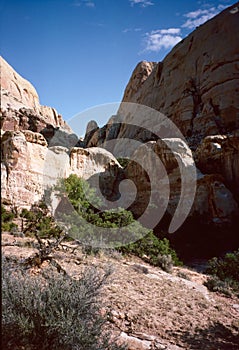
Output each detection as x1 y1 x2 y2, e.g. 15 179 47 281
116 157 130 168
54 175 182 269
205 249 239 295
206 249 239 281
1 204 18 232
2 257 126 350
54 175 149 246
204 276 233 297
154 254 173 273
20 201 63 239
120 231 182 271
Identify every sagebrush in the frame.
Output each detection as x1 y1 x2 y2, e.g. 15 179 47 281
2 257 126 350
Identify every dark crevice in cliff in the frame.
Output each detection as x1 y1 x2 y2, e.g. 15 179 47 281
209 98 225 134
190 78 203 134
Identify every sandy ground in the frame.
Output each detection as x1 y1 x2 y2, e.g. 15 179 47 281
2 233 239 350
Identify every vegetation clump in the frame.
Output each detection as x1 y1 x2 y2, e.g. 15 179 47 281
2 257 126 350
55 175 182 271
119 231 182 272
204 249 239 296
1 205 18 232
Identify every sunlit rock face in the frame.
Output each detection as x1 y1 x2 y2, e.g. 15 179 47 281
0 56 72 133
0 57 121 210
86 4 239 148
1 130 121 209
83 4 239 232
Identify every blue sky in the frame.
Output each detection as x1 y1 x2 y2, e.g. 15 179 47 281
0 0 232 133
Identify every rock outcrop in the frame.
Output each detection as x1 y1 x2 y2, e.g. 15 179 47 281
82 3 239 241
122 138 238 230
195 132 239 201
1 57 121 210
86 3 239 149
0 56 71 133
120 4 239 148
1 130 120 209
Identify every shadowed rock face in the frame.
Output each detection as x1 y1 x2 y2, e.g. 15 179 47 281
82 3 239 242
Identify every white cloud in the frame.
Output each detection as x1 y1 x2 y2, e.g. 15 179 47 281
72 0 95 8
85 1 95 7
143 28 182 52
182 4 227 29
129 0 154 7
122 27 142 33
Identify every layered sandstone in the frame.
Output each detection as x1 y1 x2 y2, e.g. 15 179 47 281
1 130 120 209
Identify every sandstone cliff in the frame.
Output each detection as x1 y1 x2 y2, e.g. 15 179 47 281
0 56 71 133
83 3 239 239
1 3 239 256
86 3 239 148
0 57 121 210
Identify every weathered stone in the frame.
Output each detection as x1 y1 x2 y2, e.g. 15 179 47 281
1 131 121 209
195 132 239 200
118 332 151 350
120 4 239 147
123 138 238 227
123 61 157 102
0 56 72 134
85 4 239 149
83 4 239 232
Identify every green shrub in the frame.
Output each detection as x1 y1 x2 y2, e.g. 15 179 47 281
117 157 130 168
204 275 233 297
206 249 239 281
1 205 18 232
54 175 149 247
205 249 239 295
20 201 62 239
54 175 182 269
120 231 182 271
2 257 126 350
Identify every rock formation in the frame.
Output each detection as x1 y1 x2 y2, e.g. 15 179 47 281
1 3 239 256
0 57 121 210
0 57 71 133
83 3 239 237
86 3 239 148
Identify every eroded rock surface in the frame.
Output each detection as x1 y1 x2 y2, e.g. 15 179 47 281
0 57 121 209
1 130 120 209
83 4 239 232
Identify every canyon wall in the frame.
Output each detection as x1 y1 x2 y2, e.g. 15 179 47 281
84 4 239 232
